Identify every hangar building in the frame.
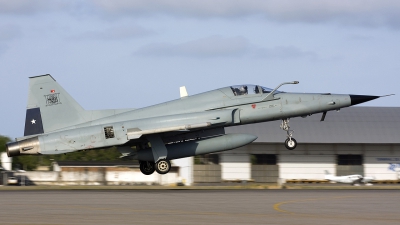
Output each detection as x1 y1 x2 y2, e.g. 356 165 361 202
178 106 400 184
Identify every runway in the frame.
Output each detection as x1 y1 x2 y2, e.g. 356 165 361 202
0 189 399 225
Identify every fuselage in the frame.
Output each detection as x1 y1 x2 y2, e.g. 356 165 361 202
57 87 352 130
6 84 357 156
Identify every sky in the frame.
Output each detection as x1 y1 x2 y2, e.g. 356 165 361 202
1 0 399 139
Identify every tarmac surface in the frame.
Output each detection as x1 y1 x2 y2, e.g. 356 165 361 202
0 189 399 225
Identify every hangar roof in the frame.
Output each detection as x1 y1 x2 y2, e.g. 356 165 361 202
225 107 400 144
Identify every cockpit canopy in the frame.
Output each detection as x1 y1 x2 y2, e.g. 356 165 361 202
230 84 281 96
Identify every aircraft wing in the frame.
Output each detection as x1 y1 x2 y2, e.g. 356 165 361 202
125 109 237 140
127 122 211 139
361 176 375 183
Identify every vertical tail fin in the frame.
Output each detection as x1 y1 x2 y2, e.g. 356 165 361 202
24 74 87 136
324 170 333 180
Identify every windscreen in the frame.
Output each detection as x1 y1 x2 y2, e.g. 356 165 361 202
231 85 260 96
230 85 282 96
260 86 282 94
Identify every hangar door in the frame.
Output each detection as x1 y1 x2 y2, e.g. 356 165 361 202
251 154 279 183
193 154 221 183
336 155 364 176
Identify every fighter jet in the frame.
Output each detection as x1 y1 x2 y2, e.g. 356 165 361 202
324 170 375 186
6 75 387 175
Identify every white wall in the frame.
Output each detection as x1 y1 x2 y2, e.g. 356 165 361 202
17 171 59 181
61 171 104 182
220 152 251 181
279 155 335 180
106 170 178 185
249 143 337 180
14 169 178 185
219 144 338 181
171 157 193 185
1 152 12 171
221 143 400 181
364 145 400 180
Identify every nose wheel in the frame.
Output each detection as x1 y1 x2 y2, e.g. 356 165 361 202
285 138 297 150
281 119 298 150
155 159 171 174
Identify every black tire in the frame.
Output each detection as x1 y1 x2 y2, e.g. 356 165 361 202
285 138 297 150
155 159 171 174
139 161 155 175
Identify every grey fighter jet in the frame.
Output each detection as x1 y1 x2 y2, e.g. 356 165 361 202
6 75 387 175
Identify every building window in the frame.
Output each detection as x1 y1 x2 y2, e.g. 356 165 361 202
337 155 363 165
251 154 277 165
194 154 219 165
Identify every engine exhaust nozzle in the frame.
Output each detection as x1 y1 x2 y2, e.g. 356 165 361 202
6 142 21 157
6 136 41 157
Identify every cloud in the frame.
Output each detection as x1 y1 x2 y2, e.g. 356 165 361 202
0 0 70 15
134 35 316 60
0 25 22 41
71 26 155 41
252 46 317 60
5 1 400 29
90 0 400 29
134 36 249 58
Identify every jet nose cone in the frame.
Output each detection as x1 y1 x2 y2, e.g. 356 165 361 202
350 95 380 106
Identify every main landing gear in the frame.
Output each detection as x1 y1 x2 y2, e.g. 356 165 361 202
139 161 155 175
281 118 297 150
155 159 171 174
139 159 171 175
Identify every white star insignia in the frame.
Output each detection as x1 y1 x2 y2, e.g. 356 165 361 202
31 119 36 124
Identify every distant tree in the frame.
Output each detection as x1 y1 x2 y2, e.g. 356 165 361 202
12 155 41 171
48 147 122 162
0 135 11 152
12 146 125 171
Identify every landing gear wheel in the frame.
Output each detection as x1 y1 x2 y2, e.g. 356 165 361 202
285 138 297 150
155 159 171 174
281 118 297 150
139 161 155 175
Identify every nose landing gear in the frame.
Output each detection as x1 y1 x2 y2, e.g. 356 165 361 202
281 118 297 150
285 137 297 150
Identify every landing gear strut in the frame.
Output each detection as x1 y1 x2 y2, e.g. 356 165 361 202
139 161 155 175
281 118 297 150
155 159 171 174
